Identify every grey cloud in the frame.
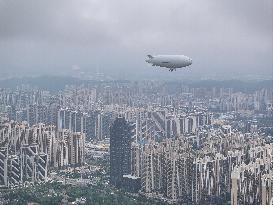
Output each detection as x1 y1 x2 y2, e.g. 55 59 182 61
0 0 116 46
0 0 272 79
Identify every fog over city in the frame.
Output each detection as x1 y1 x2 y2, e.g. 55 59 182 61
0 0 272 80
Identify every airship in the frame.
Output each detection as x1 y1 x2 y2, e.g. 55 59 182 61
145 54 192 71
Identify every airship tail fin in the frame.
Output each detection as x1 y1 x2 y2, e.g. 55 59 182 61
147 55 154 59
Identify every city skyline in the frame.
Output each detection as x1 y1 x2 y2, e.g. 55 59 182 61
0 78 272 204
0 0 273 204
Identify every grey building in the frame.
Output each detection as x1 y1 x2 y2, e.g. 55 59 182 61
110 117 133 188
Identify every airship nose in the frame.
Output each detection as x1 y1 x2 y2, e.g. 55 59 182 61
189 58 192 64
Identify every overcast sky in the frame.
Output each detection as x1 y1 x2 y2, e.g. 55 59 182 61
0 0 272 80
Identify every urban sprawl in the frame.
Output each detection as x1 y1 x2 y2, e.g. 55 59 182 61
0 79 272 205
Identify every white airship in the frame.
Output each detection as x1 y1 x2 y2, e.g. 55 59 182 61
145 54 192 71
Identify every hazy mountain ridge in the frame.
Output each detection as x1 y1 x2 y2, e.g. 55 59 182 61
0 76 272 93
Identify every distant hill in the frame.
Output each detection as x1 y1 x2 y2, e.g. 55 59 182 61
0 76 81 91
0 76 271 93
0 76 129 91
188 79 273 93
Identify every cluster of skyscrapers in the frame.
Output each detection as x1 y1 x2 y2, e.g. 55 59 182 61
0 121 85 187
110 113 273 204
131 130 273 204
105 82 272 204
0 80 272 204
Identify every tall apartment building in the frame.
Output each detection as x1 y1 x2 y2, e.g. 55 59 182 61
56 130 85 167
20 144 48 183
110 117 133 188
0 147 8 186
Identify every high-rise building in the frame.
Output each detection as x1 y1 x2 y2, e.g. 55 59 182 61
20 144 48 183
110 117 133 188
0 147 8 186
7 155 21 186
27 104 37 126
56 130 85 167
